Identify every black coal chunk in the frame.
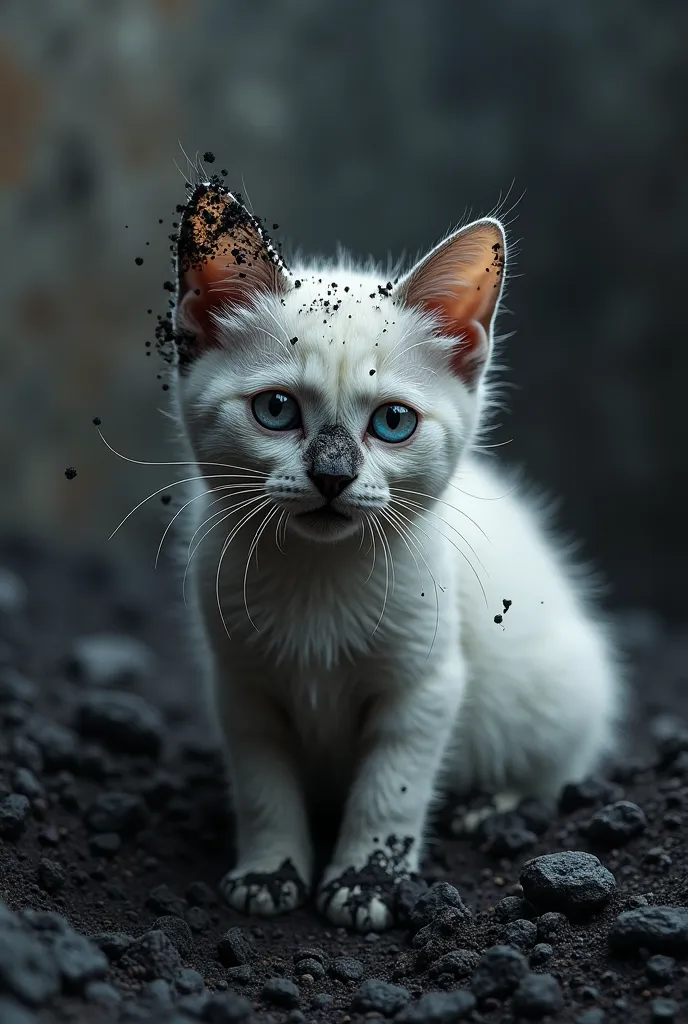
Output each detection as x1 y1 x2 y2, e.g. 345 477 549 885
608 907 688 956
513 973 564 1019
470 944 528 1001
0 794 30 839
76 690 163 757
217 927 253 966
520 851 616 916
408 882 470 931
395 989 476 1023
350 979 411 1016
583 800 647 848
120 929 182 981
261 978 300 1008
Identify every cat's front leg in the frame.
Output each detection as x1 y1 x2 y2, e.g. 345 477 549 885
215 681 313 916
317 661 464 931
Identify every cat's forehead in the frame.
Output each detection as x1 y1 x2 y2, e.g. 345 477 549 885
279 268 407 354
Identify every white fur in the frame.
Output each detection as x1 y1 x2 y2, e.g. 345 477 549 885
172 225 621 931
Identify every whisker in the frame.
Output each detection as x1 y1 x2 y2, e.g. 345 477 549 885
383 506 442 659
261 305 295 349
243 504 281 631
391 498 488 609
390 493 489 573
363 513 377 585
97 429 267 477
109 473 262 541
390 486 491 543
214 498 273 639
274 509 287 554
154 482 262 568
369 514 390 636
187 491 266 563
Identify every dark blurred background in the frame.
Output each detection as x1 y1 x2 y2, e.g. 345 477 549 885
1 0 686 619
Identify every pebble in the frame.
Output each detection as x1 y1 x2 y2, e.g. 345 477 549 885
174 966 205 994
83 980 121 1005
76 690 163 757
92 932 134 961
261 978 300 1008
49 930 109 991
408 883 470 931
120 929 182 981
85 791 147 835
350 979 411 1016
520 851 616 915
0 794 30 839
536 911 568 941
573 1010 605 1024
608 906 688 956
513 973 564 1019
217 927 253 966
479 811 538 857
36 858 65 893
583 800 647 848
559 777 614 812
530 942 553 966
395 990 476 1023
89 832 121 856
0 998 39 1024
645 954 676 982
651 998 679 1022
311 993 333 1009
470 944 529 1001
494 895 531 923
186 906 210 932
152 916 193 956
329 956 364 982
294 957 325 979
427 948 480 979
203 991 253 1023
26 718 80 771
66 633 155 687
502 918 538 951
186 880 217 906
9 737 43 774
0 928 61 1005
0 670 37 706
11 768 43 800
147 884 187 918
293 945 326 966
226 964 253 984
0 568 28 615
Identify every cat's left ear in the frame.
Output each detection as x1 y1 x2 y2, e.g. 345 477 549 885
397 218 506 387
174 184 285 366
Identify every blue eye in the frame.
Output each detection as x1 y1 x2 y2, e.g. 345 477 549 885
252 391 301 431
369 403 418 443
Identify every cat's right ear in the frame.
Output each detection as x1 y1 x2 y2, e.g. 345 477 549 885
174 185 285 366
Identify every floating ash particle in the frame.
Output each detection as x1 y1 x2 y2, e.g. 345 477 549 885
203 151 215 163
92 417 101 426
161 495 171 505
494 613 503 625
135 257 144 266
65 467 77 480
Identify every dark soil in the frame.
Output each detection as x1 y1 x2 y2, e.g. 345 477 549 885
1 535 687 1023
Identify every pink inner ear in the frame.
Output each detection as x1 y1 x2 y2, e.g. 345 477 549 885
402 220 506 385
177 185 283 352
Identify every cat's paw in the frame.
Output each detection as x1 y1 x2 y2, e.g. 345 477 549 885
317 836 417 932
220 859 308 916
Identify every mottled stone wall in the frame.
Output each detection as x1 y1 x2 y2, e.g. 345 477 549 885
1 0 685 614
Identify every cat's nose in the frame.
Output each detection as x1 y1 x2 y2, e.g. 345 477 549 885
308 472 356 500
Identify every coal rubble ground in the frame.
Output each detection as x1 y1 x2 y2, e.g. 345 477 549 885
1 537 688 1024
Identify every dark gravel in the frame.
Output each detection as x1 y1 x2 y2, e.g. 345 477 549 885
1 537 688 1022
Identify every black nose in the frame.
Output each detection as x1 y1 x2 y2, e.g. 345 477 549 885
309 472 356 500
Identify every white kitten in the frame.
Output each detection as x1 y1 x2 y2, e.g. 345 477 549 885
170 184 621 932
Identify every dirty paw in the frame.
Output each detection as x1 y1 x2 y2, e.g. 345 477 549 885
317 837 417 932
220 859 308 916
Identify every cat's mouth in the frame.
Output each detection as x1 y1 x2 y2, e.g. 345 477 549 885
298 504 351 523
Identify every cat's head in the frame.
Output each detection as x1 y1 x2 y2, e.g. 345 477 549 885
173 184 506 544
